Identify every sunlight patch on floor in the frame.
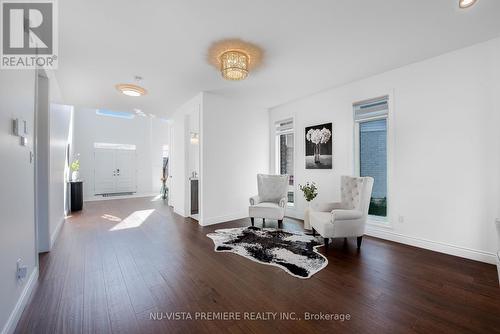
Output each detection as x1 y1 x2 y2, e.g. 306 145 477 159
150 194 164 202
102 214 122 222
109 209 155 231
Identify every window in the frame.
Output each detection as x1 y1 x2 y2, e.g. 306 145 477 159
354 96 388 218
94 142 136 150
96 109 135 120
275 119 294 205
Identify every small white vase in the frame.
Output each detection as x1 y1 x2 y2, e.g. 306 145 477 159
71 171 80 181
304 201 312 230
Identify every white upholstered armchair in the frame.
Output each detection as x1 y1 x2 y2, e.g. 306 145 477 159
310 176 374 249
249 174 289 228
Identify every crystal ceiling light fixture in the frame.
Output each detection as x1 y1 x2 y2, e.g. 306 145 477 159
208 39 263 81
459 0 477 8
116 76 147 97
220 50 249 80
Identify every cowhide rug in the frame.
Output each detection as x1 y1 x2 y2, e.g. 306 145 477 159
206 226 327 279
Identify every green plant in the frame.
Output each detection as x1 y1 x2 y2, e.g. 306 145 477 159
70 159 80 172
299 182 318 202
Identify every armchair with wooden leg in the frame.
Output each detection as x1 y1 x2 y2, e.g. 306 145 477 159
249 174 289 228
310 176 374 250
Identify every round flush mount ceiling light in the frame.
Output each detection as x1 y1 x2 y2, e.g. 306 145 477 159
116 76 147 97
459 0 477 8
207 39 263 81
116 83 147 97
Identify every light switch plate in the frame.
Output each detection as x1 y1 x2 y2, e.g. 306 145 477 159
16 259 27 280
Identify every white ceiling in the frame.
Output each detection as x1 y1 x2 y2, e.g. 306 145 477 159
56 0 500 117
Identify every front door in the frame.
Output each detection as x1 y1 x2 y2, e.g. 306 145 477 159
94 148 116 194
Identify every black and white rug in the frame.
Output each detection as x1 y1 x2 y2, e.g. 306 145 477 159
206 227 328 279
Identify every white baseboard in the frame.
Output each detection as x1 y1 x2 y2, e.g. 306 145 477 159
1 267 39 334
200 212 248 226
197 210 496 264
50 217 64 250
84 192 157 202
365 225 497 265
173 208 187 218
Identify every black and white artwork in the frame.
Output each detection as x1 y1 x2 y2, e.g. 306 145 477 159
305 122 332 169
207 227 328 279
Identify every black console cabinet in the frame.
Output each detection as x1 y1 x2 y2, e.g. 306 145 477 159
70 181 83 212
191 179 198 215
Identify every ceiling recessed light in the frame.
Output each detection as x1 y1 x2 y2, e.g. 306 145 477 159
116 83 147 97
459 0 477 8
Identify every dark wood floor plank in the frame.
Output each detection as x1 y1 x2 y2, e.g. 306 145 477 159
83 266 111 334
14 197 500 334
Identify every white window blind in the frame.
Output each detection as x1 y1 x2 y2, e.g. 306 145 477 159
275 119 293 135
353 96 388 122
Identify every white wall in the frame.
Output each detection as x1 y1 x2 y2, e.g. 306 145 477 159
150 119 171 193
270 37 500 263
170 92 269 225
188 110 200 178
201 93 269 225
35 73 50 253
72 108 169 200
170 93 202 217
0 70 38 334
0 69 69 333
49 104 73 248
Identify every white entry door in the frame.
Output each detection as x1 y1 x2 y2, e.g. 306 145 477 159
114 150 136 193
94 149 116 195
94 148 137 195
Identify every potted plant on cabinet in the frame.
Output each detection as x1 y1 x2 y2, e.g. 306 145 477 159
70 154 80 181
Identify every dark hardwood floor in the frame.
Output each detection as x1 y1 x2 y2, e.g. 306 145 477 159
15 197 500 333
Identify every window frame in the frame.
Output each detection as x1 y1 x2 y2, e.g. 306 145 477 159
353 94 394 228
274 118 295 207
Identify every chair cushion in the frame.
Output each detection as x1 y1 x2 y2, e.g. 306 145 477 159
309 211 334 236
332 209 363 221
309 211 332 224
257 174 289 203
249 202 285 220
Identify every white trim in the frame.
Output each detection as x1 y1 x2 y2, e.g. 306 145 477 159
273 116 296 203
84 192 157 202
1 268 39 334
173 207 187 218
93 142 137 150
365 225 497 264
353 90 395 226
200 212 248 226
49 217 64 249
367 215 394 229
